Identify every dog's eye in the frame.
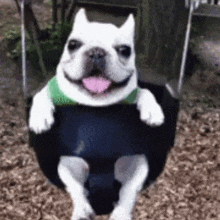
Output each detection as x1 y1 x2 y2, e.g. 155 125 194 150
115 45 131 58
68 39 82 51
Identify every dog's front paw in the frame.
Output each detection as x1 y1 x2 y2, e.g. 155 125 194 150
137 89 165 127
109 206 132 220
139 103 164 127
29 104 54 134
72 203 95 220
29 87 55 134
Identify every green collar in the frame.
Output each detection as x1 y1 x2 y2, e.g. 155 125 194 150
48 76 140 106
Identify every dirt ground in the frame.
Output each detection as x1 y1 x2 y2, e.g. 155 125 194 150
1 1 220 220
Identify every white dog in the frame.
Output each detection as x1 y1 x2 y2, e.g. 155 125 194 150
29 8 164 220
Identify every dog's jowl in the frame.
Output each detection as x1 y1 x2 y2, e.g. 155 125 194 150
29 8 165 220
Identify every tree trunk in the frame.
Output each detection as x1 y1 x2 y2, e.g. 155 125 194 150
13 0 41 40
61 0 67 24
67 0 76 22
52 0 58 29
136 0 189 85
24 3 41 40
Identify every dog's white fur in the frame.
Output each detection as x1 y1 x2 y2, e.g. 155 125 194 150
29 9 164 220
58 155 148 220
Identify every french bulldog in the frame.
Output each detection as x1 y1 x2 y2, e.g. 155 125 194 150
29 8 164 220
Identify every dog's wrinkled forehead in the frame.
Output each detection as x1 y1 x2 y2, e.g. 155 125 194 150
68 8 135 47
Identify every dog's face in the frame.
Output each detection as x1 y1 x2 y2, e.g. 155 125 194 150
56 8 137 106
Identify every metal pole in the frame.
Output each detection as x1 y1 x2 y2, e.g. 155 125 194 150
21 0 27 98
177 1 194 95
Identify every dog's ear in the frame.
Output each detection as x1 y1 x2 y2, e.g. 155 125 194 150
118 14 135 45
119 14 135 37
73 8 89 29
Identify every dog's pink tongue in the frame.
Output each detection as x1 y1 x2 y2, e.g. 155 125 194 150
82 77 111 94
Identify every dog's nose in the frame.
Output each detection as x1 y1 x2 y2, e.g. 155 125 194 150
87 47 106 60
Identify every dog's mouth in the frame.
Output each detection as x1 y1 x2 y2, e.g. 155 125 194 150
64 71 131 95
82 76 112 94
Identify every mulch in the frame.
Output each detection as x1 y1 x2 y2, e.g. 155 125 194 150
0 77 220 220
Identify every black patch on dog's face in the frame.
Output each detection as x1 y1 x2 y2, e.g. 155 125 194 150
68 39 83 52
115 45 131 58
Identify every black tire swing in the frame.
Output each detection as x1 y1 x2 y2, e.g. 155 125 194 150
21 0 194 215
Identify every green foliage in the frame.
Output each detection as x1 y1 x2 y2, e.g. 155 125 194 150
5 26 21 59
4 26 21 42
45 0 53 7
5 21 72 71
